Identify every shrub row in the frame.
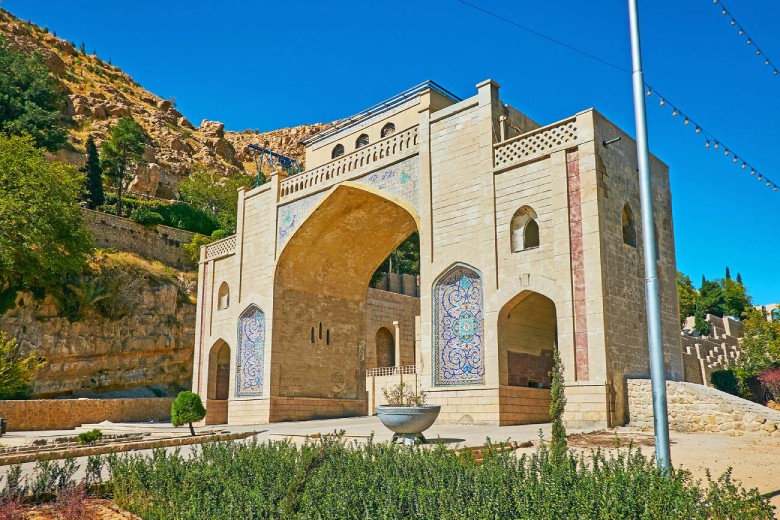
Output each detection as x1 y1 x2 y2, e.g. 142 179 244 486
98 194 220 236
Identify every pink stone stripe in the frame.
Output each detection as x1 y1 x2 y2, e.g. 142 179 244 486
196 263 209 393
566 151 589 381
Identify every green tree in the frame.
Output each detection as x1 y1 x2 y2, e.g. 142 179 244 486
722 277 751 319
0 134 91 290
677 272 699 326
0 331 45 399
725 266 731 280
693 302 712 336
100 117 146 217
171 391 206 436
736 308 780 380
700 277 725 317
84 135 104 208
0 36 68 151
549 346 567 462
178 165 254 232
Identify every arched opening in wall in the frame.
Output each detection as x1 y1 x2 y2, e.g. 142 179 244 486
772 309 780 322
622 203 637 247
217 282 230 310
332 144 345 159
273 183 419 413
207 340 231 401
510 206 539 253
375 327 395 368
356 133 369 149
369 231 420 295
381 122 396 138
497 291 557 389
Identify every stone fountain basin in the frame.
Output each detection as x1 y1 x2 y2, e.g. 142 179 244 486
375 405 441 434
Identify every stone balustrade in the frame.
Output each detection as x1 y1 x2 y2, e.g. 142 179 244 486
493 117 578 170
279 125 419 203
202 235 237 261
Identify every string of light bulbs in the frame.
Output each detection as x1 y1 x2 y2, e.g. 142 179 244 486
455 0 778 196
713 0 778 77
645 84 777 192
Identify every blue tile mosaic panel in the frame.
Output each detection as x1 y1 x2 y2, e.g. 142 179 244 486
433 264 485 386
354 157 419 214
277 191 325 248
236 305 265 397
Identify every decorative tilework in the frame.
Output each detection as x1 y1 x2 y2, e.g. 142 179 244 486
276 157 420 248
433 264 485 386
277 191 325 247
353 157 420 214
236 305 265 397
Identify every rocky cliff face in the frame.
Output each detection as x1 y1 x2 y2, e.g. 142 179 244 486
0 9 331 199
0 276 196 398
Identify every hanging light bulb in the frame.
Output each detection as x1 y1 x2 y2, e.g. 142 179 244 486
774 185 778 192
747 38 752 45
724 149 730 156
722 8 727 14
672 108 678 116
695 126 701 134
766 59 771 65
659 98 665 106
733 156 738 163
739 28 744 35
731 18 736 25
757 49 762 55
714 141 720 149
742 162 747 169
767 181 772 187
705 140 711 148
758 174 763 181
775 69 779 75
751 168 756 175
684 117 690 125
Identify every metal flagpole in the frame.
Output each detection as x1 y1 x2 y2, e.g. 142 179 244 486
627 0 671 471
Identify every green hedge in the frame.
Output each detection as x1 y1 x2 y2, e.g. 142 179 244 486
99 195 219 236
102 438 772 519
711 369 740 396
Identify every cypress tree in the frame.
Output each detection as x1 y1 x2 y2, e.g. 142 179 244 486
549 346 567 462
725 266 731 280
737 272 743 285
84 136 104 209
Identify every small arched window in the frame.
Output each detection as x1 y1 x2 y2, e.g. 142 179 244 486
331 144 344 159
510 206 539 252
356 134 369 149
524 219 540 249
622 203 637 247
380 123 396 138
217 282 230 310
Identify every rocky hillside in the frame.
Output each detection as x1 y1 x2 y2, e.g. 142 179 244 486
0 9 330 199
0 253 197 398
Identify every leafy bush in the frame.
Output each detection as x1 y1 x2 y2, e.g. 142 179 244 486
130 207 164 226
211 229 229 240
171 391 205 436
76 429 102 445
0 331 45 399
711 369 740 397
155 203 219 235
102 437 774 519
745 367 780 404
183 234 214 264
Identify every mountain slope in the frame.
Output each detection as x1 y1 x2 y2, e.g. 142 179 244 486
0 9 329 198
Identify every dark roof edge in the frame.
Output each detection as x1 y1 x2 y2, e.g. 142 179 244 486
300 80 461 146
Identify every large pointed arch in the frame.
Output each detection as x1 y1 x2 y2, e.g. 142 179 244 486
236 304 265 397
432 263 485 386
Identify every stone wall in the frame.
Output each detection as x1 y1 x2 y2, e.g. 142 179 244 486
628 379 780 436
81 208 197 270
0 398 174 431
365 288 420 368
680 314 742 386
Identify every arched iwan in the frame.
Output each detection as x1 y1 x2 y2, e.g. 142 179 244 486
433 263 485 386
236 305 265 397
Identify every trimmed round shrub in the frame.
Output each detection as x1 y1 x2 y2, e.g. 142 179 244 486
171 391 206 436
711 369 740 396
211 229 229 240
130 207 164 226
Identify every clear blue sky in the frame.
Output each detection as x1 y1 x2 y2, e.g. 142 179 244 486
6 0 779 303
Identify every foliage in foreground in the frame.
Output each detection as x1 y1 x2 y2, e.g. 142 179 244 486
96 437 772 520
0 331 45 399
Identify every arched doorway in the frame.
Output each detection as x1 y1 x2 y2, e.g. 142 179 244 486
272 184 419 419
496 291 557 425
206 340 230 424
375 327 395 368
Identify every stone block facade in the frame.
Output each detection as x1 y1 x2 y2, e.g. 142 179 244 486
81 208 197 270
192 80 681 428
628 379 780 437
0 398 174 432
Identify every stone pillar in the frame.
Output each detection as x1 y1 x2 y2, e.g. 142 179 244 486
393 321 401 367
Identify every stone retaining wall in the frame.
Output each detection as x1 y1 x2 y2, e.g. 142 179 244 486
0 398 174 432
81 208 197 270
628 379 780 437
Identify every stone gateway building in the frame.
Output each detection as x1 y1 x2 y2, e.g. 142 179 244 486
192 80 682 428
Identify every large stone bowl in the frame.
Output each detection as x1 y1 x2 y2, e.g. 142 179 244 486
375 405 441 444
